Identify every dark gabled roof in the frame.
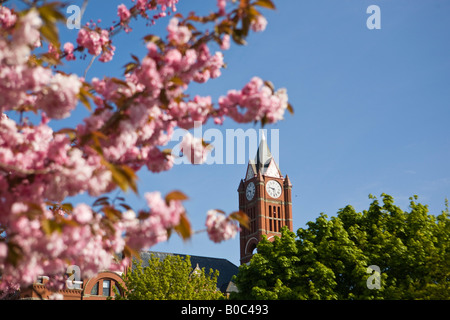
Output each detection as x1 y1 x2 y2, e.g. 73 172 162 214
135 251 239 293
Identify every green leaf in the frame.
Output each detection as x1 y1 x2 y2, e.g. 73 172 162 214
253 0 276 10
21 202 44 219
165 190 189 205
40 52 62 66
170 76 185 86
103 206 123 222
232 29 247 45
287 102 294 115
60 203 74 212
42 219 60 235
230 210 250 230
263 80 275 93
93 196 110 207
40 23 60 48
124 62 138 75
78 87 92 111
56 128 77 140
6 242 23 267
103 161 138 194
174 213 192 241
123 244 140 260
142 34 165 50
37 3 66 48
143 34 161 43
119 203 133 211
38 2 66 22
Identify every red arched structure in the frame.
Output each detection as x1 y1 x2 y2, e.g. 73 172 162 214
19 270 125 300
82 271 125 300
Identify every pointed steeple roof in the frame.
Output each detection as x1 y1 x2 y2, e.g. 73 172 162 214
247 132 281 178
254 131 272 172
284 174 292 187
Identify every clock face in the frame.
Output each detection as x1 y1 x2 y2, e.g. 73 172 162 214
266 180 282 198
246 182 255 200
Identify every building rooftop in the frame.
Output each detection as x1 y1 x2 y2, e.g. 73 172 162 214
134 251 239 294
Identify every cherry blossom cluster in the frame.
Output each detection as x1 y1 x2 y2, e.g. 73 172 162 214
0 8 83 119
77 28 115 62
123 192 185 250
76 17 226 172
0 0 286 296
179 132 211 165
0 201 122 292
205 210 240 243
218 77 289 124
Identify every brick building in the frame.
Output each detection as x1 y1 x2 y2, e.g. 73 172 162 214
19 270 125 300
238 134 293 264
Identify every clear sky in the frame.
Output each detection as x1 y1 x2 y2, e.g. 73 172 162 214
16 0 450 266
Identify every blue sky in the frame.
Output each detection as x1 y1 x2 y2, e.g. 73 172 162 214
10 0 450 266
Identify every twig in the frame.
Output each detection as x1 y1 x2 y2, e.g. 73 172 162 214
80 0 89 20
83 55 96 78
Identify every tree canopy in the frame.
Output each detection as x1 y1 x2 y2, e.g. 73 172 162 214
116 254 224 300
232 194 449 300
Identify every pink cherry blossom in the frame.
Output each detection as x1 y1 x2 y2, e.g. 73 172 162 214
145 191 183 228
0 6 17 28
36 73 82 119
157 0 179 12
0 242 7 260
99 45 116 62
63 42 76 61
135 0 148 13
73 204 93 224
167 18 191 45
218 76 288 124
1 9 41 65
205 210 240 243
179 132 210 165
217 0 227 16
145 147 174 173
124 191 186 250
16 9 42 47
77 28 114 62
251 15 268 32
220 34 230 50
118 4 131 22
48 43 60 60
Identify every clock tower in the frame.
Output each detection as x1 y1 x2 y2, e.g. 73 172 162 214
238 134 293 264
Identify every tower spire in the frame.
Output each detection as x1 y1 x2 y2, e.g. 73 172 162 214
250 132 280 178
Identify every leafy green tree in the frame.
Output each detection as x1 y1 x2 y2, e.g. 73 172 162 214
232 194 449 300
116 254 224 300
